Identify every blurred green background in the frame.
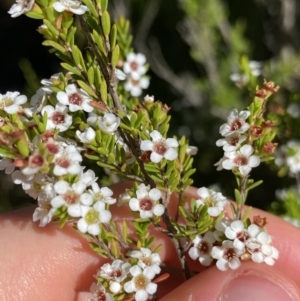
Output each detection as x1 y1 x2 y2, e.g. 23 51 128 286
1 0 300 213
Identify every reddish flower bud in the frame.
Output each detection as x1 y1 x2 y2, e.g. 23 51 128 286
263 80 280 93
262 142 278 154
255 89 268 99
253 215 267 227
250 125 263 137
140 151 152 163
262 120 276 128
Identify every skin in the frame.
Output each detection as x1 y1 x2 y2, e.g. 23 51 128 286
1 183 300 301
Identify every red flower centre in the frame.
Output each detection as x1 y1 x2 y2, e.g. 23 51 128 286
234 155 248 166
230 119 243 131
51 111 65 124
228 136 239 146
55 157 70 169
63 191 79 205
153 141 167 155
139 198 153 211
224 248 237 261
46 143 60 154
29 154 44 167
109 269 122 278
69 93 82 105
198 241 210 254
236 231 249 242
130 61 139 71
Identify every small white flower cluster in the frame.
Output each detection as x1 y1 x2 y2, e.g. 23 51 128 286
215 109 260 176
93 248 161 301
275 140 300 176
189 218 279 271
121 53 150 97
0 83 125 230
8 0 89 18
129 184 165 219
230 61 262 86
140 130 179 163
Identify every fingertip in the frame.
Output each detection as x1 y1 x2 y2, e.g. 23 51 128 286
76 292 92 301
159 261 300 301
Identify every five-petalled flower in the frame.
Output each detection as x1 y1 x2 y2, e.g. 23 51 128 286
140 130 178 163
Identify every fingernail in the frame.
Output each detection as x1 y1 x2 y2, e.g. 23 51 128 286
76 292 92 301
219 272 296 301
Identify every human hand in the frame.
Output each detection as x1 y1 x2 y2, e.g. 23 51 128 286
1 183 300 301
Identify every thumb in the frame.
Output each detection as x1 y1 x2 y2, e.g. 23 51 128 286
159 261 300 301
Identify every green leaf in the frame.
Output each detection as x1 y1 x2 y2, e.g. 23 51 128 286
234 189 243 206
66 26 77 46
111 44 119 68
81 0 98 18
25 3 44 19
101 10 111 37
77 80 96 97
16 138 29 157
100 80 107 103
42 40 67 54
44 19 59 39
61 62 81 76
92 30 107 56
110 24 117 48
87 66 95 86
101 0 108 11
71 45 82 67
247 180 263 191
241 206 252 222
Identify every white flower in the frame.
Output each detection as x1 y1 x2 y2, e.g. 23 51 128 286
97 113 120 134
276 141 300 174
188 232 216 266
130 248 161 276
77 202 112 235
225 220 260 250
0 158 15 174
219 109 250 137
144 95 154 103
11 171 47 199
42 103 72 132
115 68 127 80
8 0 35 18
0 91 27 114
186 145 198 156
129 184 164 219
89 183 116 204
222 144 260 176
21 152 45 176
53 145 82 176
72 168 98 193
124 265 157 301
195 187 228 217
52 0 88 15
51 180 93 217
124 76 150 97
89 283 113 301
216 133 247 152
41 73 60 93
56 84 93 112
211 240 244 271
246 232 279 265
33 183 56 227
140 130 178 163
24 88 47 117
214 217 232 241
249 60 262 77
123 53 147 80
287 103 300 118
98 260 131 293
76 128 96 143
